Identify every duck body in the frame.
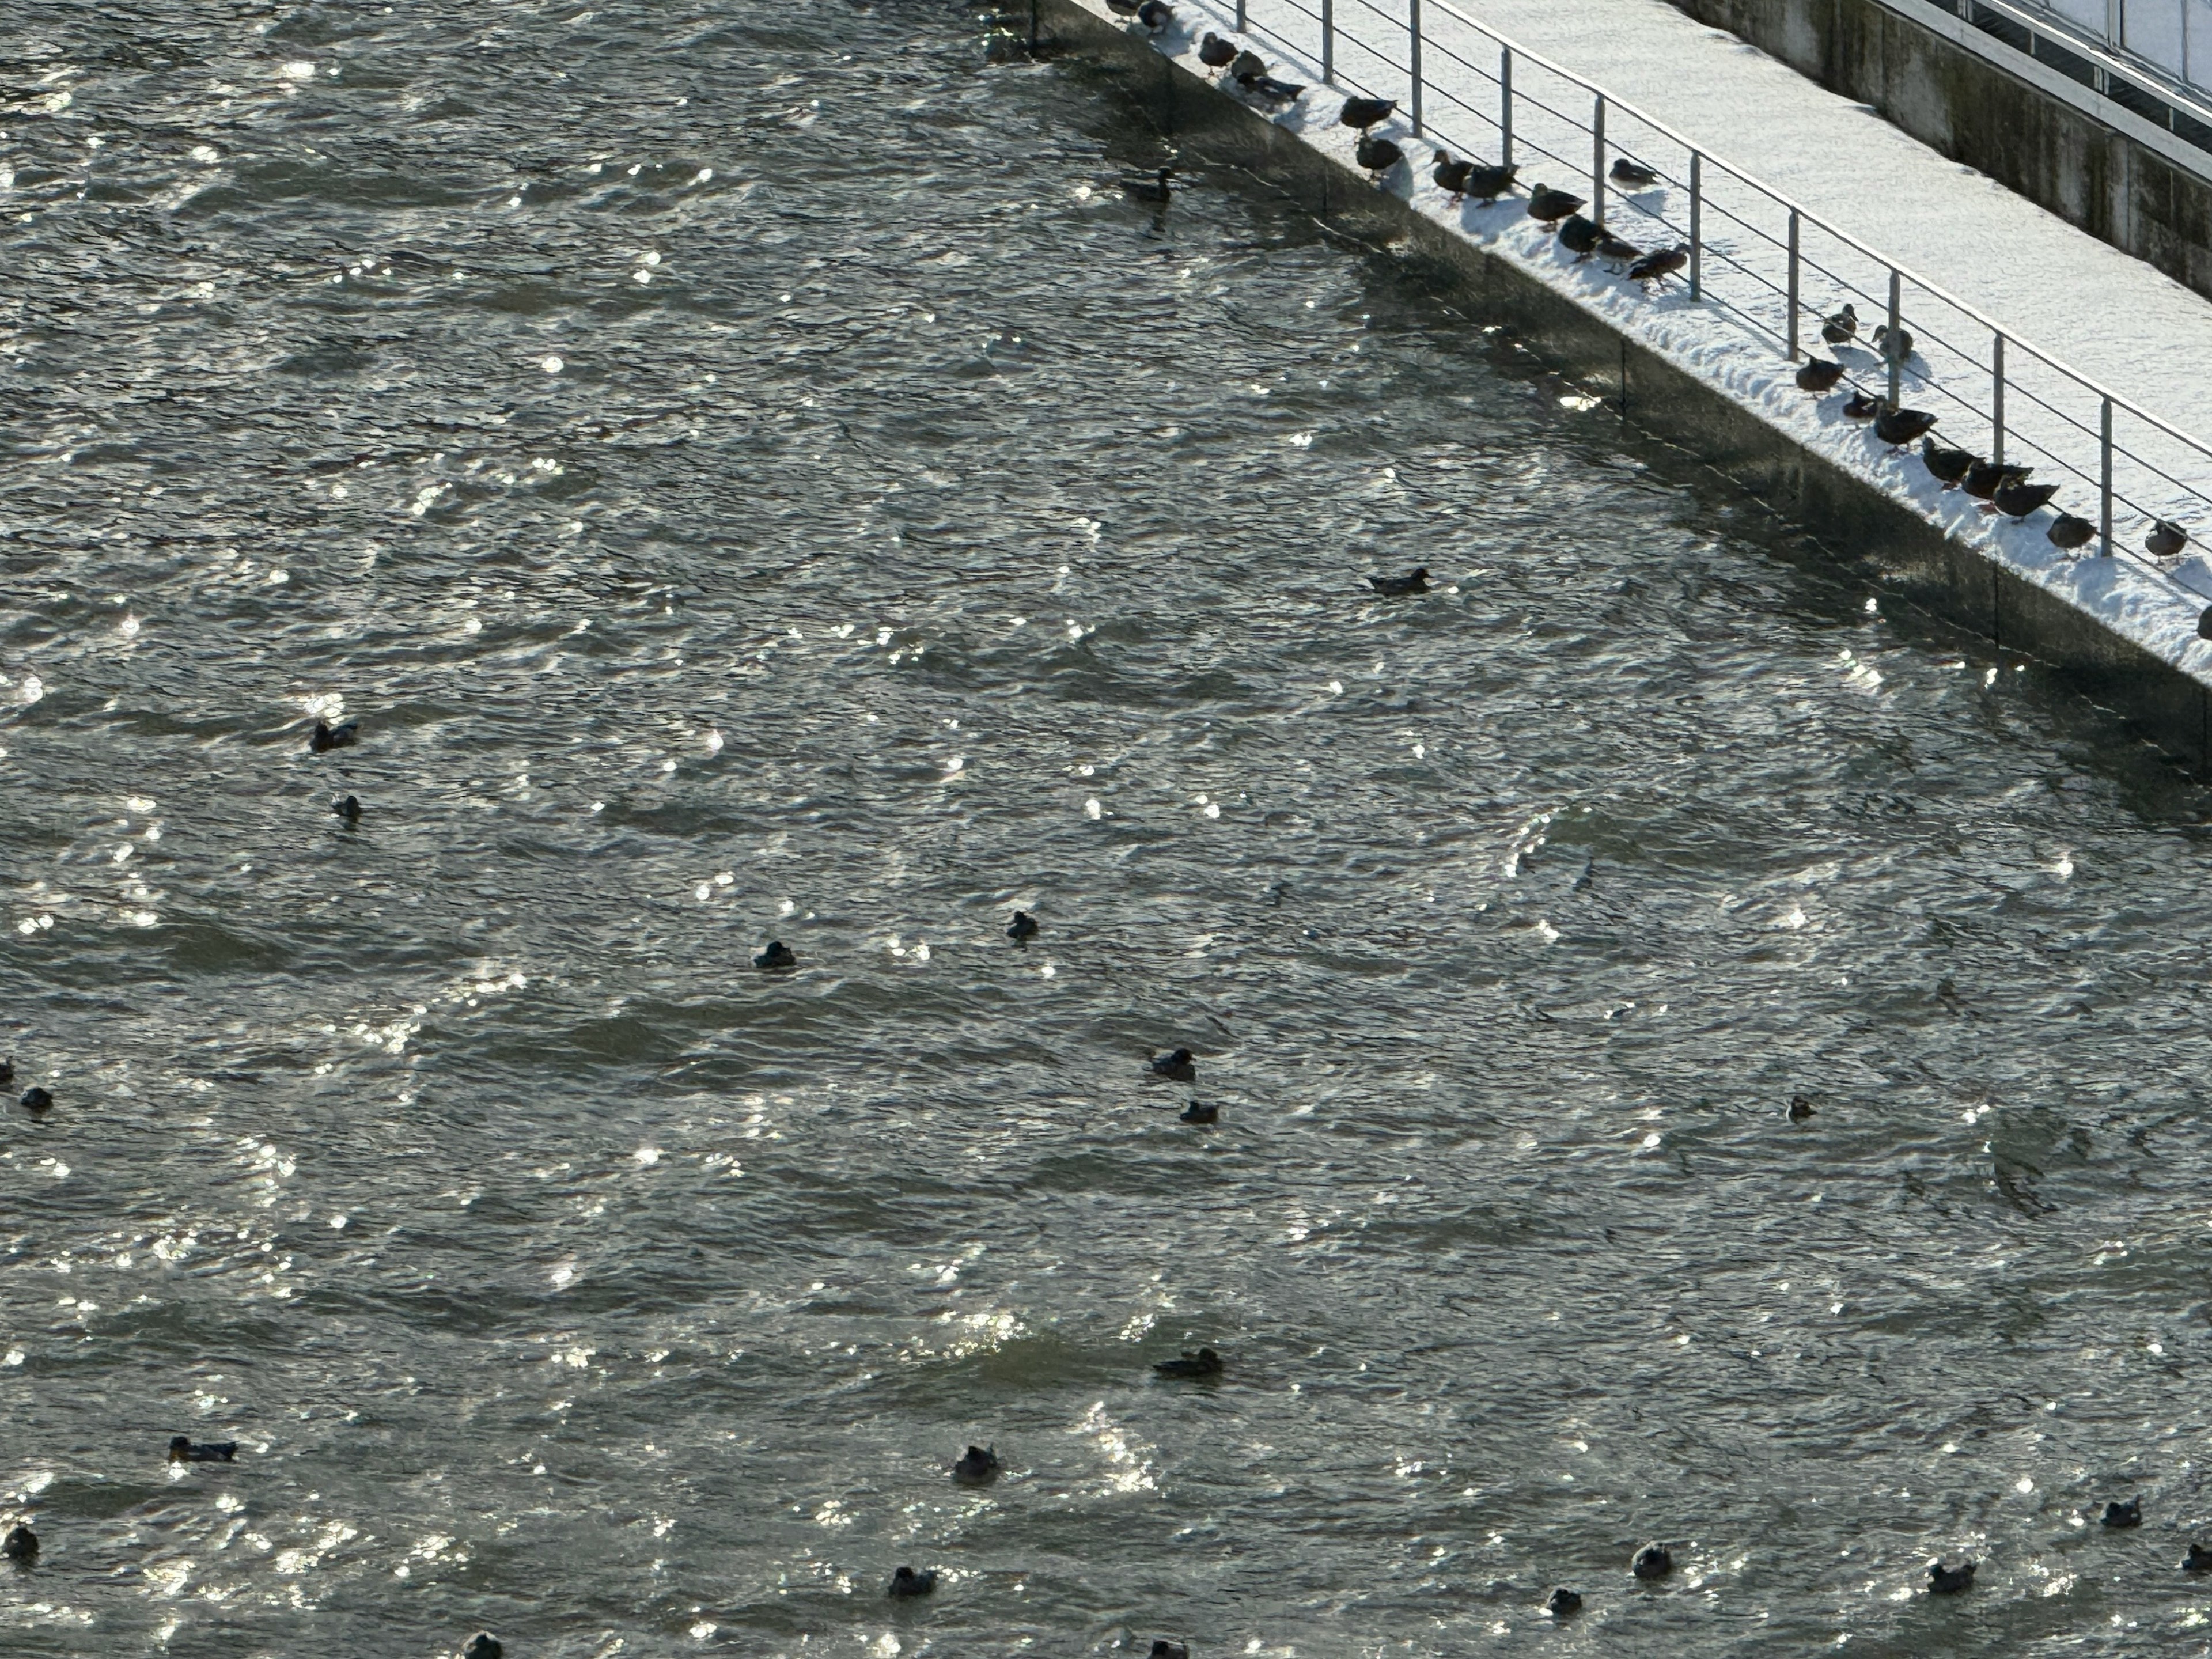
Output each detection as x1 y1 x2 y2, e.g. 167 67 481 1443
333 794 362 824
2149 519 2189 558
1557 214 1601 259
2 1524 35 1563
952 1445 1002 1486
1794 358 1845 393
1594 232 1642 267
2186 1541 2212 1571
1922 438 1975 487
1198 31 1235 70
1228 47 1266 79
462 1638 503 1659
2103 1497 2142 1528
1546 1587 1582 1616
1631 1544 1673 1580
2048 513 2096 551
1179 1100 1219 1124
1873 323 1914 361
1340 95 1395 130
0 1059 11 1086
168 1436 237 1463
1821 302 1858 344
1153 1346 1224 1378
1149 1047 1198 1082
1842 390 1881 421
755 941 798 971
1464 163 1518 202
1150 1644 1190 1659
1927 1559 1976 1594
1873 407 1938 448
1627 245 1688 288
1369 566 1431 597
1527 184 1583 224
1788 1094 1815 1121
1609 156 1660 188
888 1566 938 1598
1431 151 1475 202
309 719 359 753
21 1087 52 1115
1356 134 1404 180
1122 166 1173 205
1964 459 2031 500
1990 479 2061 520
1007 910 1040 942
1137 0 1171 30
1238 73 1304 104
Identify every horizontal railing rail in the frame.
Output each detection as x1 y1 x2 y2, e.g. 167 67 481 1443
1178 0 2212 604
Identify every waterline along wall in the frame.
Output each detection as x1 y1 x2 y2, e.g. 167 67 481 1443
1032 0 2212 769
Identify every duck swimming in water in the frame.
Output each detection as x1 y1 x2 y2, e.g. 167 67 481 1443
1150 1644 1188 1659
1122 167 1173 206
0 1059 11 1086
1149 1048 1197 1082
2185 1541 2212 1571
1153 1346 1223 1378
2103 1497 2142 1528
952 1445 1002 1486
21 1087 51 1115
461 1637 503 1659
1609 156 1660 188
888 1566 938 1598
2 1524 35 1563
1007 910 1040 942
333 794 362 824
1546 1587 1582 1616
1631 1544 1673 1580
755 941 798 971
1927 1559 1976 1594
1794 358 1846 393
309 719 359 753
1369 566 1431 597
169 1436 237 1464
1788 1094 1815 1121
1179 1100 1218 1124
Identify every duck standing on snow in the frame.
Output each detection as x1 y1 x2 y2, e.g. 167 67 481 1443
1431 150 1475 203
1594 230 1642 268
2149 519 2189 558
1526 184 1584 225
1463 163 1518 204
1821 303 1858 345
1557 214 1601 260
1609 156 1660 188
1340 95 1396 130
1794 358 1845 393
1963 458 2030 501
1842 389 1881 421
1107 0 1141 14
1921 438 1975 488
1137 0 1172 31
1356 132 1404 182
1238 70 1304 105
1873 406 1938 448
1626 245 1688 290
2048 513 2096 551
1873 322 1914 362
1988 478 2060 520
1369 566 1431 596
1198 31 1235 72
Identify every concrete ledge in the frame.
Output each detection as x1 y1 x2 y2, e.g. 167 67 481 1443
1035 0 2212 770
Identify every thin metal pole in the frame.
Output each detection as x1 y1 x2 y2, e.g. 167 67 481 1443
2101 397 2115 556
1886 268 1902 407
1410 0 1423 138
1688 151 1702 300
1786 210 1800 361
1992 332 2006 464
1323 0 1333 85
1592 94 1605 228
1501 47 1513 168
1236 0 1245 31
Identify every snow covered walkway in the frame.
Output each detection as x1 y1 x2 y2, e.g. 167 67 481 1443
1073 0 2212 681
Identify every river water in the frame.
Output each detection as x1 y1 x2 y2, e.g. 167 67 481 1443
7 2 2212 1655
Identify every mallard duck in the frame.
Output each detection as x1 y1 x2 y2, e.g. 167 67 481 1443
1527 184 1583 224
1873 407 1938 448
952 1445 1002 1486
1007 910 1040 941
1546 1587 1582 1616
168 1436 237 1463
1198 31 1235 72
1122 167 1173 205
1340 96 1395 130
1594 231 1642 268
1927 1559 1975 1594
1964 459 2031 501
1464 163 1518 203
2048 513 2096 551
1842 389 1881 421
20 1088 51 1115
1179 1100 1218 1124
1821 302 1858 345
1626 245 1688 289
1137 0 1171 31
1922 438 1975 488
1431 150 1475 203
1149 1048 1197 1081
1988 479 2060 521
1557 214 1601 260
1631 1544 1673 1580
2103 1497 2142 1528
888 1566 938 1598
1873 323 1914 362
309 718 358 753
1609 157 1660 188
461 1638 503 1659
1153 1346 1223 1378
1368 566 1430 596
2 1524 35 1563
2185 1541 2212 1571
1788 1094 1815 1121
754 941 798 970
1228 48 1266 79
1356 133 1403 181
1794 358 1845 393
332 794 362 824
1150 1644 1188 1659
2149 519 2189 559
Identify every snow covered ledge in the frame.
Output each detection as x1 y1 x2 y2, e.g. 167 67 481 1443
1034 0 2212 769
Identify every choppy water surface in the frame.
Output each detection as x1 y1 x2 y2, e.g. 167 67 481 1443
10 3 2212 1654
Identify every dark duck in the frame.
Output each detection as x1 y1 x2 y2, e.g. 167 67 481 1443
1594 230 1642 268
1546 1588 1582 1616
1873 406 1938 448
463 1638 503 1659
1631 1544 1673 1580
1963 458 2031 501
2102 1497 2142 1528
1789 1094 1816 1121
169 1436 237 1464
1179 1100 1219 1124
309 718 358 753
1988 478 2060 520
1198 31 1236 72
1609 156 1660 188
2149 519 2190 558
2047 513 2096 551
2186 1542 2212 1572
1149 1047 1197 1081
1137 0 1171 30
1007 909 1040 942
755 941 798 970
332 794 362 824
1557 214 1601 260
1627 245 1689 290
1463 163 1518 203
1873 322 1914 362
1526 184 1583 225
887 1566 938 1598
1356 132 1404 181
1153 1346 1223 1378
1339 95 1396 130
1228 48 1266 80
1794 358 1846 393
1431 150 1475 203
1238 69 1304 105
1842 389 1881 422
1369 566 1431 596
21 1087 52 1116
1821 302 1858 345
1921 438 1975 488
2 1524 34 1563
951 1445 1001 1486
1122 167 1173 205
1927 1559 1976 1594
1150 1645 1189 1659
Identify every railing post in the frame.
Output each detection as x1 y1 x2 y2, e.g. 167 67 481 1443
1410 0 1423 137
2101 396 2115 556
1991 331 2005 464
1236 0 1245 32
1786 209 1800 361
1323 0 1333 85
1592 94 1605 228
1501 46 1513 168
1688 151 1702 300
1886 268 1902 407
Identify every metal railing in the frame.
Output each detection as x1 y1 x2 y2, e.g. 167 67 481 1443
1168 0 2212 603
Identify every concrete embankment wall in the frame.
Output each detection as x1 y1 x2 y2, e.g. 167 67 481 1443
1034 0 2212 772
1658 0 2212 306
